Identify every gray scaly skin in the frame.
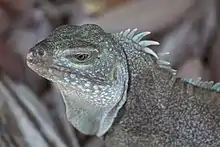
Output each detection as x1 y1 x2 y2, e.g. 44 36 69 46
26 24 220 147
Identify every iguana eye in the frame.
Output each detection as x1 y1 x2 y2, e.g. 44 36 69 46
65 53 91 62
74 54 90 61
63 47 99 63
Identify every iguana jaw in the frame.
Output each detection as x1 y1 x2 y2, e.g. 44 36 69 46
56 61 129 137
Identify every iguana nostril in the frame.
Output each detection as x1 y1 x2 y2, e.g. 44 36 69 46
26 52 38 64
28 47 37 57
27 58 33 63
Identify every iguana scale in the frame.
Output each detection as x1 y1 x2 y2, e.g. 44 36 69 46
26 24 220 147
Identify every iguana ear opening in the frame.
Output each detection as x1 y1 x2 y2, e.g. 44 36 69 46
112 62 119 81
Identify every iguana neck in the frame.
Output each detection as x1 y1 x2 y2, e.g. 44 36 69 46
113 42 220 124
124 48 220 111
131 56 175 106
109 39 177 127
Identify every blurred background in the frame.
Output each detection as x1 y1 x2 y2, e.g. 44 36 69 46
0 0 220 146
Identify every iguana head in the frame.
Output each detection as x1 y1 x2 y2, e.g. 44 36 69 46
26 24 129 136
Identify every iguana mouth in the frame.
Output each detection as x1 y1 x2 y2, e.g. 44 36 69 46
49 65 72 78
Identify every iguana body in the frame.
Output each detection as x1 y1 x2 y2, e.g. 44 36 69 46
26 24 220 147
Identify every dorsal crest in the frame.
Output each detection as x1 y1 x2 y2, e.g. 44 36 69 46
115 28 177 74
183 77 220 92
116 28 220 93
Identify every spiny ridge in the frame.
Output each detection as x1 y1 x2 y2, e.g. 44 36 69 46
183 77 220 92
118 28 177 74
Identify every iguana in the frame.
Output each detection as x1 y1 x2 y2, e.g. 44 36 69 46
26 24 220 147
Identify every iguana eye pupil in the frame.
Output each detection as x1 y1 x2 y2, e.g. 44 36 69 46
74 54 89 61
